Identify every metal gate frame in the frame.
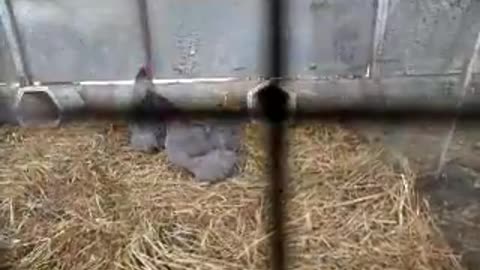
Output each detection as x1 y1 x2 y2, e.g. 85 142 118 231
1 0 480 269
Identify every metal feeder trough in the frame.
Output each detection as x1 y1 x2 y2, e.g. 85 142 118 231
14 86 61 128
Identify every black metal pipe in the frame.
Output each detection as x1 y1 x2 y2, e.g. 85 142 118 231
55 106 480 123
265 0 288 268
267 0 287 80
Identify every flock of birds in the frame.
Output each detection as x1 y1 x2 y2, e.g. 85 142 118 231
128 67 242 183
0 67 242 183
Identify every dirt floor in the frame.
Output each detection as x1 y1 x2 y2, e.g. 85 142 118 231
0 121 462 269
349 119 480 270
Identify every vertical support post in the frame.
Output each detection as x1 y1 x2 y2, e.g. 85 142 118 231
137 0 154 76
265 0 288 269
0 0 32 85
436 31 480 177
267 0 287 81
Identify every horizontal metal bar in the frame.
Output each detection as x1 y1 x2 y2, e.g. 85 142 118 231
284 76 480 116
4 76 480 124
32 77 239 86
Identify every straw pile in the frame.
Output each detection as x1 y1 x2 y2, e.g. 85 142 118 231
0 121 461 269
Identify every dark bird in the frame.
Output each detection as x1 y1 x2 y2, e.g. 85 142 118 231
128 67 177 153
165 119 242 183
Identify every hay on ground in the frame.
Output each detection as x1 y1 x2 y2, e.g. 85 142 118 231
0 121 460 269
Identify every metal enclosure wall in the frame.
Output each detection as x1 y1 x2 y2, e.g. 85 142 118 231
1 0 480 82
147 0 267 78
0 18 15 83
7 0 145 81
1 0 268 81
379 0 480 76
288 0 375 77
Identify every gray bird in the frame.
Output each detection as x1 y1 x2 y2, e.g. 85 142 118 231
164 119 242 183
128 67 176 153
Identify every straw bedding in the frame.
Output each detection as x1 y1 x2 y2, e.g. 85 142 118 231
0 121 461 269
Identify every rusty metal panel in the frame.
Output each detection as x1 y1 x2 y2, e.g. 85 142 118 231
9 0 145 82
379 0 480 76
287 0 375 77
147 0 267 78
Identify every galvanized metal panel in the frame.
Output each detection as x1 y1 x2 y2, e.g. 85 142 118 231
3 0 376 80
10 0 145 82
287 0 375 77
147 0 267 78
379 0 480 76
2 0 478 81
